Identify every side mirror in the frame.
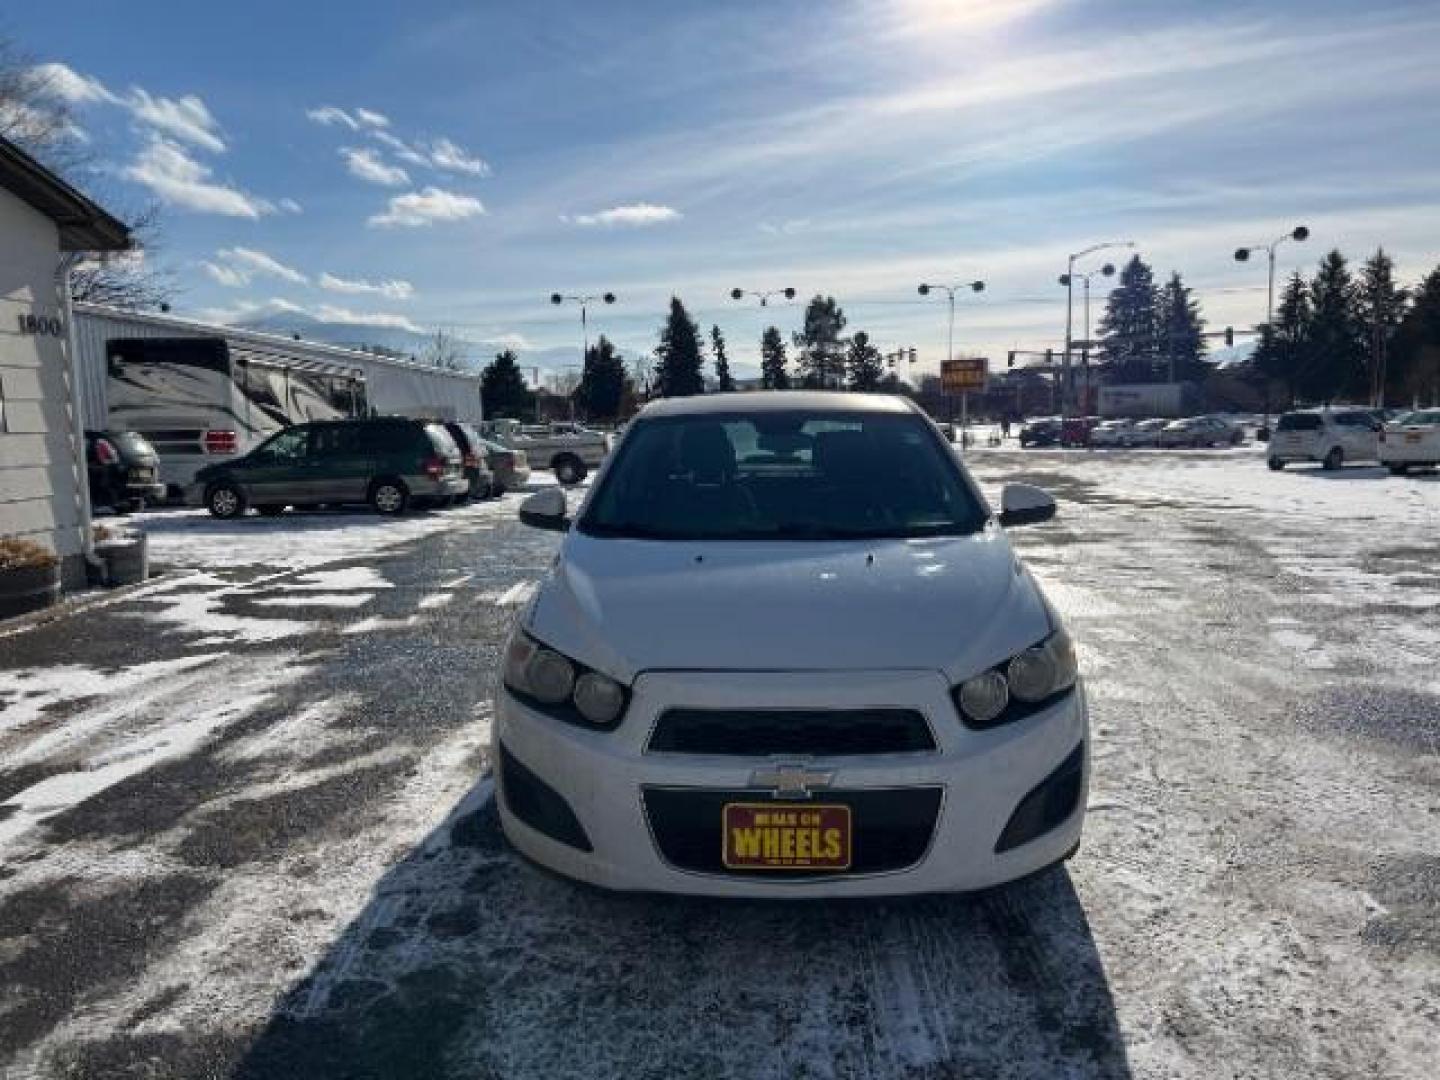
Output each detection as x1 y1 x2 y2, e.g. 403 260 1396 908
519 487 570 532
998 483 1056 528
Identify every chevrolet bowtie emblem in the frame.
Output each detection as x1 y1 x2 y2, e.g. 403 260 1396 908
749 761 835 800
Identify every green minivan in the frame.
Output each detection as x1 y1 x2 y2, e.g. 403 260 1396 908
192 417 469 518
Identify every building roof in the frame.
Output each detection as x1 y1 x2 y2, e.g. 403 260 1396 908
0 136 129 252
637 390 916 418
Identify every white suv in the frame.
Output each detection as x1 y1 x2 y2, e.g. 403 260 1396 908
1267 409 1380 470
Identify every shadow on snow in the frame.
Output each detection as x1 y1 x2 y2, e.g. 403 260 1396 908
228 782 1134 1080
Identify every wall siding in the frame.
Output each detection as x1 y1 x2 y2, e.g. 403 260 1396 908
0 187 86 581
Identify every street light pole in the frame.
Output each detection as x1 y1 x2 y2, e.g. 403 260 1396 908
550 291 616 361
549 292 616 416
1061 241 1133 418
729 286 797 308
1234 225 1309 422
918 279 985 440
1234 226 1308 330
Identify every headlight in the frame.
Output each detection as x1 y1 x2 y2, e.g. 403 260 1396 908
954 628 1078 728
502 630 629 730
957 670 1009 724
573 671 625 726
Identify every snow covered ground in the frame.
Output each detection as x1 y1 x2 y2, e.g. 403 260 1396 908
0 448 1436 1079
130 474 565 573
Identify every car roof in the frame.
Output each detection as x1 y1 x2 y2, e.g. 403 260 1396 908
637 390 917 419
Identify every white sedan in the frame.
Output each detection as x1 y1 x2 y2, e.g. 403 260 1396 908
494 392 1088 897
1090 419 1137 447
1380 409 1440 473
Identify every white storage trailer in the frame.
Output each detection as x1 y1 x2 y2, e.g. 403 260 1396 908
72 304 482 498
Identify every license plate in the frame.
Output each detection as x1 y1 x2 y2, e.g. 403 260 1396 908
1405 433 1422 444
129 468 155 480
722 802 851 871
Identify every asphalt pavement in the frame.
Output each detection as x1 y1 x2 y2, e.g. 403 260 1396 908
0 451 1436 1079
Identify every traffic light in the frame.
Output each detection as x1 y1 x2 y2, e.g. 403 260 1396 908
1044 348 1054 365
1008 351 1016 368
1224 326 1234 346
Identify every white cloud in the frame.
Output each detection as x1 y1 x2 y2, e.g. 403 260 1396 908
201 261 249 287
368 130 490 175
354 107 390 129
759 219 812 235
319 272 414 300
426 137 490 176
193 297 424 335
123 138 273 217
306 105 359 130
278 197 303 214
202 247 307 287
128 89 226 152
341 146 409 187
29 62 119 105
373 130 430 166
483 332 532 351
312 304 423 332
570 203 682 227
226 247 307 284
368 186 485 228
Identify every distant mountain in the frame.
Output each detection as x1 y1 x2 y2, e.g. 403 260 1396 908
1208 341 1256 369
232 307 433 356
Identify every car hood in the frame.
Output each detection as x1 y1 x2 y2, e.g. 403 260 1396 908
526 529 1053 684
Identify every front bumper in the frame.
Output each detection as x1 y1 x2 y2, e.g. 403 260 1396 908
493 669 1088 897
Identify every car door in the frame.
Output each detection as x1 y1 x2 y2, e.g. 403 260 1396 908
241 425 312 503
303 422 372 504
1334 412 1374 461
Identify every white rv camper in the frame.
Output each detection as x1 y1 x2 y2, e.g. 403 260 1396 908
72 304 483 498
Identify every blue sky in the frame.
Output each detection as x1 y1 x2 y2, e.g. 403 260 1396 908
26 0 1440 376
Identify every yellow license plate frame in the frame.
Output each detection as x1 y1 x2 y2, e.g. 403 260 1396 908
721 802 852 871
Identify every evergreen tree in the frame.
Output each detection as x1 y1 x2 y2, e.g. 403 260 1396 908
1097 255 1161 382
760 326 790 389
1251 272 1311 408
654 297 706 397
574 335 627 421
1355 248 1410 404
1304 250 1366 401
794 296 847 388
1157 272 1208 382
480 349 535 420
710 324 736 392
845 331 885 391
1390 264 1440 405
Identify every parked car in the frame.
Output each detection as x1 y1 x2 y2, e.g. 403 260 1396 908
440 421 497 500
480 418 609 485
1267 408 1381 470
480 437 532 494
1128 418 1172 447
192 416 467 518
498 391 1085 896
1158 416 1241 448
1089 419 1137 448
1019 417 1061 447
86 430 166 513
1379 408 1440 474
1060 416 1098 447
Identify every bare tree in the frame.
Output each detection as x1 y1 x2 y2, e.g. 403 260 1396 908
1 33 176 310
423 328 468 371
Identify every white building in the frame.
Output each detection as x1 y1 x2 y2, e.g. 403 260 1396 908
0 138 129 589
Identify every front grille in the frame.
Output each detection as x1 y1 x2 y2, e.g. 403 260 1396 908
642 787 942 878
647 708 935 757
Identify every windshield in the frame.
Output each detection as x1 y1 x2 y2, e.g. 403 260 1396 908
581 411 987 541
